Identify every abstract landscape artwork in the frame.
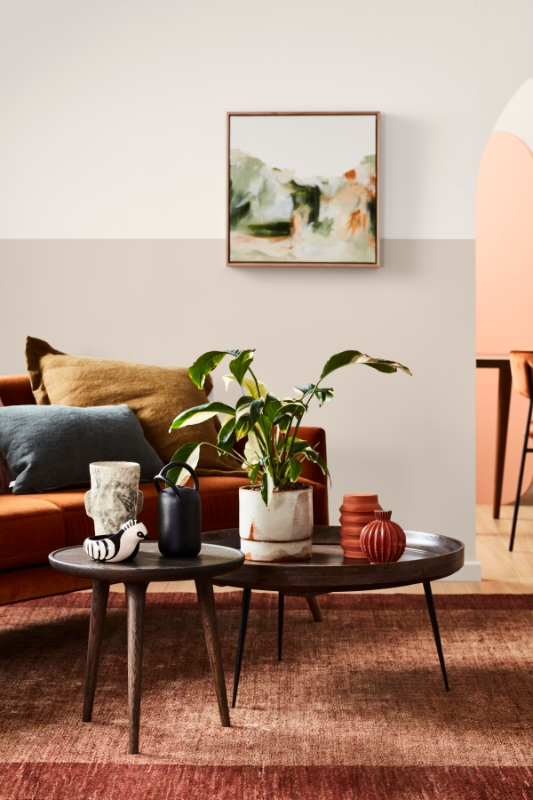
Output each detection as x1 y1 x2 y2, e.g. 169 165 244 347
227 112 380 267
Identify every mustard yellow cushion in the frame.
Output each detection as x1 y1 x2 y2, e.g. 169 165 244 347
25 337 242 474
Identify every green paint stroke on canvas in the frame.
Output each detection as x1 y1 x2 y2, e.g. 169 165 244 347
229 150 377 263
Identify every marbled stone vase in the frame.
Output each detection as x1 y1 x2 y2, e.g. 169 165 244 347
84 461 144 537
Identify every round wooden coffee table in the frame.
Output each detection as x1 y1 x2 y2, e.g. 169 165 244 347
203 526 464 706
49 542 244 754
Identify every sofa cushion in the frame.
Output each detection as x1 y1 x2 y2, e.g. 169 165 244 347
25 336 243 474
0 404 164 494
0 495 68 569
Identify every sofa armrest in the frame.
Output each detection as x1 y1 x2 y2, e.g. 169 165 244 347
0 375 35 406
292 426 329 525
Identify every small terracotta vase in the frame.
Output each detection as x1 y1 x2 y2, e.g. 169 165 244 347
339 493 382 559
360 510 406 564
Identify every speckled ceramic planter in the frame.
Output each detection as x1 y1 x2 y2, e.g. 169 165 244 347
239 484 313 561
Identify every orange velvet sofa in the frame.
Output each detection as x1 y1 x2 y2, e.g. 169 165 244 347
0 375 329 606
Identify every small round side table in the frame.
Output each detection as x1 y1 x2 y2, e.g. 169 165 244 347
49 542 244 755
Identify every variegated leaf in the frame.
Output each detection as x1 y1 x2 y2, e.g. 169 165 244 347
320 350 411 380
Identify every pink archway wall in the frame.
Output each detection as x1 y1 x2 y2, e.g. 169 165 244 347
476 129 533 504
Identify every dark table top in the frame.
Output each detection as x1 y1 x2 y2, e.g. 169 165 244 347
49 542 244 582
204 526 464 594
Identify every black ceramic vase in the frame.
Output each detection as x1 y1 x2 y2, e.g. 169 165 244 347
154 462 201 558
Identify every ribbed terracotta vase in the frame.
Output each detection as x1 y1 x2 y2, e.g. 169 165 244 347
360 510 406 564
339 493 382 559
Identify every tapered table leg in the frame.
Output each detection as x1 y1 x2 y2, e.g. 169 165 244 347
232 587 251 708
195 579 231 727
83 579 110 722
125 581 148 755
306 595 323 622
278 592 284 661
423 581 449 692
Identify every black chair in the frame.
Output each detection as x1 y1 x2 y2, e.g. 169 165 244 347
509 354 533 551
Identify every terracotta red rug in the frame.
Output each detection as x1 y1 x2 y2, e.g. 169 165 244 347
1 592 533 799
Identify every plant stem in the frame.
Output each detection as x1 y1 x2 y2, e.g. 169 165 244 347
247 366 279 480
201 440 246 465
248 368 262 400
285 381 321 463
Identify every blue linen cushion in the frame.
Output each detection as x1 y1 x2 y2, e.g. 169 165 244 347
0 404 164 494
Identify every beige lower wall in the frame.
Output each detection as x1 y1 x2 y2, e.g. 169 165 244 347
0 239 479 578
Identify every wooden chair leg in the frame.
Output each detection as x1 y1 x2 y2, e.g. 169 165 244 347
306 595 323 622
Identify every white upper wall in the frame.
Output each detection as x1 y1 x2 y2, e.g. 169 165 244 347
493 77 533 152
1 0 532 239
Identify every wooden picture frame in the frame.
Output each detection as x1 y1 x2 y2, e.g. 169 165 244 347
227 111 380 268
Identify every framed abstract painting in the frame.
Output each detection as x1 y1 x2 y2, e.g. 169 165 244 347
227 111 380 268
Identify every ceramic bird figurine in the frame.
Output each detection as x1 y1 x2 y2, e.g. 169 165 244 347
83 519 149 563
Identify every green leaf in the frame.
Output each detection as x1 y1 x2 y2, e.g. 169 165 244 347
229 350 255 384
234 397 265 440
216 432 236 455
320 350 412 381
234 396 253 439
316 387 334 406
288 458 302 482
167 443 202 485
235 395 254 413
171 401 235 430
294 383 315 399
248 464 261 484
217 416 235 444
249 398 264 426
188 349 243 389
261 470 274 506
286 438 311 456
235 410 256 440
275 414 292 434
273 402 304 426
303 447 331 485
263 395 282 424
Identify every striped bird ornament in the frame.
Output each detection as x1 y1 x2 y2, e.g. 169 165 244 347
83 519 149 563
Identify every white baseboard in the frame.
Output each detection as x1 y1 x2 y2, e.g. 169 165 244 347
440 561 482 582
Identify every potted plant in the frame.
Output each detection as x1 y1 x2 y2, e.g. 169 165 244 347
169 349 411 561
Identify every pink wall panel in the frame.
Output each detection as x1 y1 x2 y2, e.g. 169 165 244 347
476 131 533 504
